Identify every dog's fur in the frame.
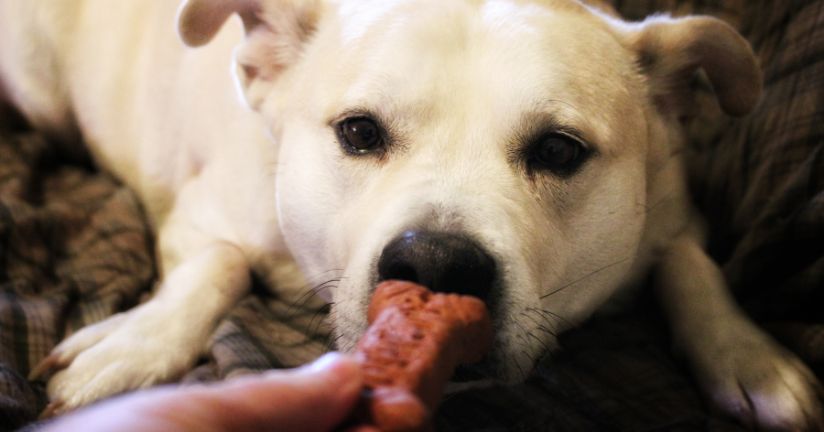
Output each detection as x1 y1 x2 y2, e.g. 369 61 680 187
1 0 821 429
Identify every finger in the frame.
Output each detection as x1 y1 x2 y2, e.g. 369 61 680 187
43 352 363 432
342 425 383 432
146 352 363 432
211 352 365 432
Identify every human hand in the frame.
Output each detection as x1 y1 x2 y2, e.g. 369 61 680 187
42 352 378 432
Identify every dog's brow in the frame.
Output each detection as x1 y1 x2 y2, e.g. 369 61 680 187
329 107 377 125
514 103 589 145
533 99 582 115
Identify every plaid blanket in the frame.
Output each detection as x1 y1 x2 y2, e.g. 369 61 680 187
1 0 822 430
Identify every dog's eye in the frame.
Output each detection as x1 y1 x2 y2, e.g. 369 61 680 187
338 117 384 155
528 133 589 176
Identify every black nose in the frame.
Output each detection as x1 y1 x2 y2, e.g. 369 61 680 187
377 230 497 300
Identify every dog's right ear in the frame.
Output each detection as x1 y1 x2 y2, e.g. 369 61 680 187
177 0 321 108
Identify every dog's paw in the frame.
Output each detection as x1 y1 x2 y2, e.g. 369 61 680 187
31 305 201 415
689 323 824 431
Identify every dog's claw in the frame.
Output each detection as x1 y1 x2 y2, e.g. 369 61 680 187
39 399 66 419
29 353 66 381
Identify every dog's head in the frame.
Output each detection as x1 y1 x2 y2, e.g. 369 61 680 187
179 0 760 381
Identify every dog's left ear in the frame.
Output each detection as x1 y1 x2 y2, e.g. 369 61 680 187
627 15 762 117
177 0 321 108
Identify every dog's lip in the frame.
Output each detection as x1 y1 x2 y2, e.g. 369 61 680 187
451 364 486 382
451 360 496 383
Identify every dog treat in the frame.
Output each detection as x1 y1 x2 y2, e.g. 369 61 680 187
351 280 492 432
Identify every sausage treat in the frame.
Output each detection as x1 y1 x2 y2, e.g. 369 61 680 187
351 280 493 432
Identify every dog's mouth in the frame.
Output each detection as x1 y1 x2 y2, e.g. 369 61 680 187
367 229 503 381
377 230 499 352
451 361 496 382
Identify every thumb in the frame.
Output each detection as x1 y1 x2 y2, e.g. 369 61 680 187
174 352 365 432
46 353 364 432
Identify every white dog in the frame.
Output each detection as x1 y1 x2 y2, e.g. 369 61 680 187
1 0 821 429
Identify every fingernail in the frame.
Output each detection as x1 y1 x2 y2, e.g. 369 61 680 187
305 352 362 395
259 352 352 381
306 352 346 374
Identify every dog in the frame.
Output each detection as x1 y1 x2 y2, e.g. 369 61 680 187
1 0 821 429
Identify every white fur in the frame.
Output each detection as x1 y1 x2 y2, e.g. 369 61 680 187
1 0 820 429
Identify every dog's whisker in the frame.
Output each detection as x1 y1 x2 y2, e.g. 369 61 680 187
304 305 332 338
323 306 372 351
288 271 344 305
280 276 343 323
293 272 344 300
540 256 632 299
518 313 554 353
513 317 550 353
283 288 328 315
325 329 348 349
520 311 557 350
520 309 556 334
536 325 559 340
303 268 345 285
526 306 573 329
532 315 560 337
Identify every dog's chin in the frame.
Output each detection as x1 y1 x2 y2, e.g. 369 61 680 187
448 344 541 387
451 361 499 383
445 365 500 394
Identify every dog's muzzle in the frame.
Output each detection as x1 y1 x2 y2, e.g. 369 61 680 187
377 230 497 303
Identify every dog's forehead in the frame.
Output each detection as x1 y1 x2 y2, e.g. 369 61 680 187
334 0 585 43
321 0 644 150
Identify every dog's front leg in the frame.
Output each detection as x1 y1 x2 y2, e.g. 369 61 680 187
34 235 250 414
656 232 823 430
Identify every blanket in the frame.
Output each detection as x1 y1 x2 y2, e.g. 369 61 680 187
1 0 822 430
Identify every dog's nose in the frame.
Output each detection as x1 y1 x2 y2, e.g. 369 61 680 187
377 230 497 301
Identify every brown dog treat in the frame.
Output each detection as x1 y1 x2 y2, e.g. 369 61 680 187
351 280 493 432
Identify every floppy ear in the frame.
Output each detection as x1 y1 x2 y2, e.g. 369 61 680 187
177 0 321 108
628 15 762 118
